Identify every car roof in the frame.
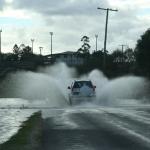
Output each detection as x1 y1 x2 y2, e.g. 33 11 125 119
74 80 91 82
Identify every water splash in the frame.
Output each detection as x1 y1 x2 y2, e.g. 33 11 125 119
0 63 149 107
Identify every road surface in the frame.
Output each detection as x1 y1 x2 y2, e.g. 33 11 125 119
42 105 150 150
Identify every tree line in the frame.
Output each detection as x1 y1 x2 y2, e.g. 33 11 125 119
0 43 44 75
0 28 149 78
76 28 150 78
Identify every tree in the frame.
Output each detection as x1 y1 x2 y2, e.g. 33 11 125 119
124 48 135 63
12 44 20 61
22 46 32 55
111 49 123 63
20 45 33 61
77 36 91 54
135 28 150 75
19 44 26 52
13 44 19 54
12 44 32 61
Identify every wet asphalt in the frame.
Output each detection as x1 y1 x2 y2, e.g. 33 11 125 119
42 106 150 150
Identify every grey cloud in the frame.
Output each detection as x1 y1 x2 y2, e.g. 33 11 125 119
98 8 144 50
12 0 109 16
0 0 5 10
6 0 149 54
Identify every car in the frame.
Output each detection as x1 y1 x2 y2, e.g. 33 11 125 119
68 80 96 105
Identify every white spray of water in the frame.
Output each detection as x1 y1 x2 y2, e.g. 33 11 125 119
95 76 148 106
0 63 149 107
0 63 76 107
80 69 149 106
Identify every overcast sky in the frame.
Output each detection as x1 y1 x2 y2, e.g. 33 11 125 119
0 0 150 55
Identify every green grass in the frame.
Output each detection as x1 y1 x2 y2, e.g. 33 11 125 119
0 111 42 150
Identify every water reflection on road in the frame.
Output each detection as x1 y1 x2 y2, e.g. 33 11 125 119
42 104 150 150
1 97 150 150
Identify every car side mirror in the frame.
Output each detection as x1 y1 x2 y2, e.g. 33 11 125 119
68 86 71 89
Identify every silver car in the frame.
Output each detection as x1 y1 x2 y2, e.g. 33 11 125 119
68 80 96 105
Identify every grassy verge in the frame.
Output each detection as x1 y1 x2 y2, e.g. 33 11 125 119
0 111 42 150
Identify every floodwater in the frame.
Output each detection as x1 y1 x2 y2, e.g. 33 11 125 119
0 98 36 144
42 103 150 150
0 63 150 149
1 99 150 149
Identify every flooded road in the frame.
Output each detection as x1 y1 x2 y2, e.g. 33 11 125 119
42 105 150 150
0 64 149 149
0 98 40 144
0 109 36 144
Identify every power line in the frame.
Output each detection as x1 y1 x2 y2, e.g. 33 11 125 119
97 7 118 69
95 34 98 51
39 46 43 55
119 44 128 63
31 39 35 53
49 32 53 61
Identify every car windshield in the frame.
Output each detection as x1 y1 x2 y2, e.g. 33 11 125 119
73 81 93 88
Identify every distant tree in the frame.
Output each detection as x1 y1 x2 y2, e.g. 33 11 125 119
18 44 26 54
111 49 124 63
92 50 104 57
124 48 135 63
77 36 91 54
13 44 32 61
135 28 150 75
13 44 19 54
22 46 32 55
11 44 20 61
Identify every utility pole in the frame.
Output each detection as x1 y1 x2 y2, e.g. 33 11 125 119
0 29 2 54
95 34 98 51
49 32 53 61
97 7 118 69
31 39 35 53
39 47 43 55
119 44 128 63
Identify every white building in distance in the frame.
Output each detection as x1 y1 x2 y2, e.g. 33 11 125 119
53 51 85 66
